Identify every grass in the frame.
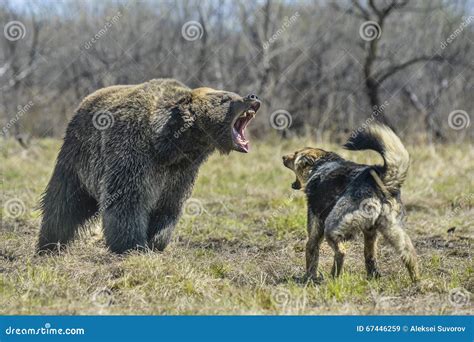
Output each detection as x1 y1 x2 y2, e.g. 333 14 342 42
0 137 473 315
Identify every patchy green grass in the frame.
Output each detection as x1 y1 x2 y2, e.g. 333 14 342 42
0 137 472 314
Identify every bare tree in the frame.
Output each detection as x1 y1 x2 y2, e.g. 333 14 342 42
337 0 450 127
0 0 472 142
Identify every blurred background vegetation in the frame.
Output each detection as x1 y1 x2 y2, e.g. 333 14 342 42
1 1 473 315
1 0 472 144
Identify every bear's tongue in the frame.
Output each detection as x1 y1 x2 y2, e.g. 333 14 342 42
232 113 252 152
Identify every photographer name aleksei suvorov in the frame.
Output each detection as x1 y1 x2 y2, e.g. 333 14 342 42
410 325 466 333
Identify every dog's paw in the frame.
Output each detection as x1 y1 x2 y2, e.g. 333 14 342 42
367 270 382 279
304 272 325 284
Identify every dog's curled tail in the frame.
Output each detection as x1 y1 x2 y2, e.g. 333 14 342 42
344 124 409 192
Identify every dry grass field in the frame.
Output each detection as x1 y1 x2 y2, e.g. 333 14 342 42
0 137 472 315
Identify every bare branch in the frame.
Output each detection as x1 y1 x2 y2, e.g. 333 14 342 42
352 0 371 20
0 59 12 78
331 1 370 20
368 0 382 17
381 0 409 17
375 55 445 84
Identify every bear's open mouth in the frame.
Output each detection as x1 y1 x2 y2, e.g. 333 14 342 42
232 102 260 153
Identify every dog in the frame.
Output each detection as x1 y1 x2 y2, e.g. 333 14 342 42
282 124 419 282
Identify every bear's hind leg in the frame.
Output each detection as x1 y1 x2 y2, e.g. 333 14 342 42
38 166 98 253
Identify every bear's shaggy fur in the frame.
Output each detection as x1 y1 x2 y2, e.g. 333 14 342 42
38 79 260 253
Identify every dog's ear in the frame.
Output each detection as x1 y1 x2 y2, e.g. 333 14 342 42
299 155 315 167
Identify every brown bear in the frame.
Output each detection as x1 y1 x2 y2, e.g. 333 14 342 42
38 79 260 253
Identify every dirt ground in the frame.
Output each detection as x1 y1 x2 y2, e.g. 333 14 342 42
1 138 472 314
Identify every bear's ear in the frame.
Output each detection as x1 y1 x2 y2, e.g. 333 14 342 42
191 87 219 100
192 87 215 95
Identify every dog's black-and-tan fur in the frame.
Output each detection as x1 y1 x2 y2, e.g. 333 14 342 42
283 124 419 282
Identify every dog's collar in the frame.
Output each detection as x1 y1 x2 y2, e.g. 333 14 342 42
304 170 323 191
369 169 390 198
306 171 320 185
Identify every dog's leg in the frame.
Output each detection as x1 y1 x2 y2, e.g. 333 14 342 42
305 210 324 281
380 223 419 282
327 238 345 278
363 231 381 279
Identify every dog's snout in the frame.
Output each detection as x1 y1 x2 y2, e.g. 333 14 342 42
282 155 291 167
291 181 301 190
246 94 259 101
